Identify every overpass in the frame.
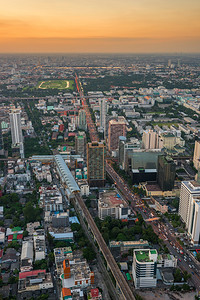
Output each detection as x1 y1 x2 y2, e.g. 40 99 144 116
74 193 135 300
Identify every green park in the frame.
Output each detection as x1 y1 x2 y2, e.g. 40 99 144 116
37 79 74 90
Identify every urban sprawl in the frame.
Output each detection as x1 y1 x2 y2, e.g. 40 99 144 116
0 54 200 300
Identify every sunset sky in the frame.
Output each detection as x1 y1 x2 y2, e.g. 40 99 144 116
0 0 200 53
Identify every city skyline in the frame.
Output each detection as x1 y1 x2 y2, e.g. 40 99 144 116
0 0 200 53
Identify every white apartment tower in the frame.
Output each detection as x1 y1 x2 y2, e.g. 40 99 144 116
10 108 24 158
179 181 200 245
10 109 23 146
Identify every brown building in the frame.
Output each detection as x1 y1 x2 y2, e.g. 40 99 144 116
87 142 106 187
108 117 126 152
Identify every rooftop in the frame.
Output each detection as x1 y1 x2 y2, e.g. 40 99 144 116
135 250 151 262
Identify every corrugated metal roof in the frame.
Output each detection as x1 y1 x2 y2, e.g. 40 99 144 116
54 155 80 194
21 241 33 261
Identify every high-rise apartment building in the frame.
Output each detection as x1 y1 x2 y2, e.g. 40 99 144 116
10 109 23 146
193 140 200 170
99 98 107 135
78 109 87 131
75 134 86 158
132 249 157 288
108 117 126 152
0 125 4 156
187 196 200 245
179 181 200 225
157 155 175 191
87 142 106 187
9 108 24 158
142 130 156 149
179 181 200 245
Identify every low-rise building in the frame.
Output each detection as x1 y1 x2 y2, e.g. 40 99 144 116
98 191 130 220
21 241 33 272
61 258 94 291
52 212 69 228
54 247 73 275
18 270 53 299
109 240 149 253
33 230 46 261
77 180 90 197
157 254 177 268
151 196 168 214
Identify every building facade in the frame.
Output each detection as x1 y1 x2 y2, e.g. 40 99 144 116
108 117 126 152
179 181 200 244
87 142 106 187
193 140 200 170
157 155 176 191
78 109 87 131
132 249 157 288
75 134 86 158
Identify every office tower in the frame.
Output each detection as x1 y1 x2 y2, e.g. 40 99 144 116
142 130 161 150
157 155 176 191
118 136 127 168
0 125 4 156
179 181 200 245
87 141 106 187
193 140 200 170
78 109 87 131
99 98 107 135
132 249 157 288
119 137 141 170
108 117 126 152
10 109 23 146
168 59 171 68
75 133 86 158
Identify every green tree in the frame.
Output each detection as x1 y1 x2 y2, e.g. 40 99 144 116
83 245 96 261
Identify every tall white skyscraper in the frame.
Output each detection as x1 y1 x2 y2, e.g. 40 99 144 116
179 181 200 245
10 109 24 158
193 140 200 170
99 98 107 136
10 109 23 146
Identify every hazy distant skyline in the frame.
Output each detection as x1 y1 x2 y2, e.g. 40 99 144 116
1 0 200 53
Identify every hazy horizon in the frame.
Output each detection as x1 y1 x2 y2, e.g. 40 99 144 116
1 0 200 53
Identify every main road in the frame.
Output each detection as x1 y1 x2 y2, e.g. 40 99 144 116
75 193 135 300
106 161 200 291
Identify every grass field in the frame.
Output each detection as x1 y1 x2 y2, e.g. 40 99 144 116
152 122 178 128
37 80 74 90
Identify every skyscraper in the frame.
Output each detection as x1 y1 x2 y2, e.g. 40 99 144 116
0 124 4 156
108 117 126 152
99 98 107 136
75 133 86 158
193 140 200 170
179 181 200 245
78 109 87 131
142 130 162 150
9 108 24 158
87 141 106 187
157 155 175 191
10 109 23 146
